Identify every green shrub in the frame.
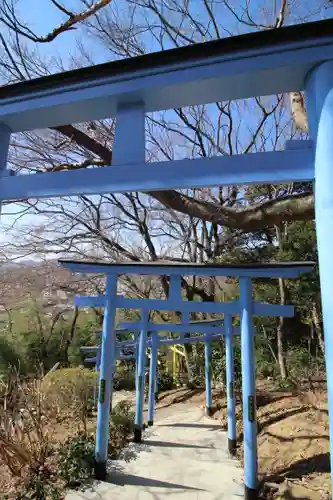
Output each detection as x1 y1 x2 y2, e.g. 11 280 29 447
108 400 134 458
274 376 298 391
16 466 62 500
41 367 96 421
56 432 95 488
212 350 226 385
211 340 242 388
111 400 134 428
255 344 278 379
157 373 174 392
279 346 325 389
187 373 204 389
0 335 26 377
113 369 136 391
67 321 100 366
286 345 311 376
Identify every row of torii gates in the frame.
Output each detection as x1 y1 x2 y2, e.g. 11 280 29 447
1 17 333 500
59 259 313 499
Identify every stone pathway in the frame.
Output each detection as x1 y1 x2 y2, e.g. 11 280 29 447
66 403 244 500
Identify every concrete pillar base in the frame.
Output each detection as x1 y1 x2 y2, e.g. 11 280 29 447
245 485 257 500
134 426 142 443
228 438 237 456
94 461 106 481
205 406 213 417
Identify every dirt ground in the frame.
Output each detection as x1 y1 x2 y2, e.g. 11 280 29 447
0 383 330 499
211 380 331 500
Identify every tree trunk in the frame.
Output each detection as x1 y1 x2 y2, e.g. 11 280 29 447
63 307 79 366
275 225 289 380
277 320 288 379
183 344 195 383
277 280 288 380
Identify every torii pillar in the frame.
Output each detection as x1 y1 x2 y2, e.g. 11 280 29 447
306 61 333 489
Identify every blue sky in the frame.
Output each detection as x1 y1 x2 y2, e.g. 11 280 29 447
0 0 98 245
17 0 103 61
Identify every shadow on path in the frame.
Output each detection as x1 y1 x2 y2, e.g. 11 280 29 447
264 430 329 442
261 452 330 497
160 423 221 430
105 472 206 491
156 389 203 408
282 494 308 500
256 393 294 407
278 452 330 478
155 389 186 403
238 407 310 443
143 439 212 449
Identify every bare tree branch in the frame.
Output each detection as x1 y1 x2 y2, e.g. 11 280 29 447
0 0 113 43
53 125 113 163
152 190 314 232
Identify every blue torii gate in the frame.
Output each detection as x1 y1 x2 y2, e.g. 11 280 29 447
58 259 313 499
0 17 333 499
117 318 239 426
81 317 242 453
82 320 236 425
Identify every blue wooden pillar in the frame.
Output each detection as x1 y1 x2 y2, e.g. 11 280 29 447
134 310 148 442
225 314 236 456
148 332 158 425
204 338 213 416
306 60 333 492
0 124 11 215
95 274 118 480
240 277 257 500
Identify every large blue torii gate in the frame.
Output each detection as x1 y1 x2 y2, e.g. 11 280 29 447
0 17 332 498
82 319 238 420
82 317 248 454
58 259 313 499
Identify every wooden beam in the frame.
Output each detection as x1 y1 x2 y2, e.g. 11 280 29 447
0 147 313 201
1 20 333 131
